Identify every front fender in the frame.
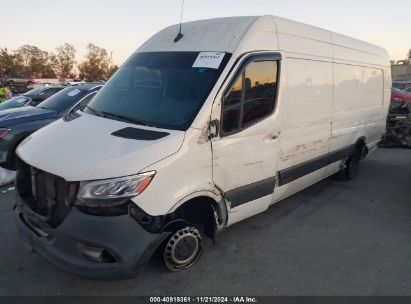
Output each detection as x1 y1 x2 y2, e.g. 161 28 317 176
169 189 224 213
131 128 224 219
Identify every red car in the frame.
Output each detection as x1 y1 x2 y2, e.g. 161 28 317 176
391 88 411 102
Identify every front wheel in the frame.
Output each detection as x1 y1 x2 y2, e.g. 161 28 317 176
163 226 203 271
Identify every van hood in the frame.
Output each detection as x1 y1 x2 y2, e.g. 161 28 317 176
16 112 185 181
0 106 58 127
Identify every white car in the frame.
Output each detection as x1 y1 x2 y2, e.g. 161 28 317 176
14 16 391 279
65 79 86 86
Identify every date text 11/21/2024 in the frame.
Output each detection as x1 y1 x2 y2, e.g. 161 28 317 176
149 297 258 303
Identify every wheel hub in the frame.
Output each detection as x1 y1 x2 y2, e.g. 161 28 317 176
164 226 202 271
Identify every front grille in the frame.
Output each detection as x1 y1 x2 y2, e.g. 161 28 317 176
16 158 78 227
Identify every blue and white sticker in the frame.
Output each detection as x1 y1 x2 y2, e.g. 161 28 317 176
67 89 81 97
192 52 225 69
15 97 27 105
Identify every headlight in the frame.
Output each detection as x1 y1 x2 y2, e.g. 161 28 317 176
77 171 155 206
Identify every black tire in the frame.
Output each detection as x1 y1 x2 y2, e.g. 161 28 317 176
334 154 360 181
163 226 203 272
358 144 368 159
344 154 360 180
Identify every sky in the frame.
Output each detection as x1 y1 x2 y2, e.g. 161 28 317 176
1 0 410 66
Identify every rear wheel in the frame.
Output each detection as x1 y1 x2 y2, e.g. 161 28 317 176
334 152 360 181
344 154 360 180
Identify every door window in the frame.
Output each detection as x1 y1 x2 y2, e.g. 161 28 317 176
222 60 278 134
222 76 242 133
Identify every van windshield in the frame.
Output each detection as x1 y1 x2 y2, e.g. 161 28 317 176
85 52 231 130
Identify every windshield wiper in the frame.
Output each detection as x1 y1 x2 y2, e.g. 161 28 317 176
84 106 158 127
101 111 157 128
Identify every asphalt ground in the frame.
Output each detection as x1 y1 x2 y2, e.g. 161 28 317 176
0 148 410 296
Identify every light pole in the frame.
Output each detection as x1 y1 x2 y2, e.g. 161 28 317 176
407 49 411 90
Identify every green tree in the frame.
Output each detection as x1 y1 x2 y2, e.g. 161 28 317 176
15 45 57 78
78 43 111 81
55 43 76 78
107 65 119 79
49 53 60 76
0 48 25 77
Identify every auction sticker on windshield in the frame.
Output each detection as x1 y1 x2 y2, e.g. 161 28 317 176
67 89 81 97
15 97 27 104
192 52 225 69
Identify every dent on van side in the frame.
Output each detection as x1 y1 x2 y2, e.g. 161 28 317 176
13 15 391 279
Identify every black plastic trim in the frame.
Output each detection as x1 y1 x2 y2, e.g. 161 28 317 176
226 176 276 208
14 198 170 280
278 145 355 186
225 145 355 208
111 127 170 141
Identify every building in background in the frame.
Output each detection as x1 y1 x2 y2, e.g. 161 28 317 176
391 49 411 90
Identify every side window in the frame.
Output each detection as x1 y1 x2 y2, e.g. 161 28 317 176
222 60 278 134
222 75 242 133
39 90 51 99
43 88 57 98
35 88 56 102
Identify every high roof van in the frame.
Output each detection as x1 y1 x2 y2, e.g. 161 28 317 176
14 16 391 279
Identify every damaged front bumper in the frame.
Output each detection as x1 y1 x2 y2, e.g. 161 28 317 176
14 196 169 280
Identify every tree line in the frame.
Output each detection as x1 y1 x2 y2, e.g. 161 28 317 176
0 43 119 81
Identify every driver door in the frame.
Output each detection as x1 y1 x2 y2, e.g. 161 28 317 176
211 53 282 225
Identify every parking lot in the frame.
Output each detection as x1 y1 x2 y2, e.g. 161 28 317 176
0 148 410 296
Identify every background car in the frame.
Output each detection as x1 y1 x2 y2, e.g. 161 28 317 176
23 86 64 104
0 96 32 112
1 76 34 94
1 76 33 86
392 80 411 91
0 86 64 111
391 88 411 102
0 84 102 170
403 87 411 94
64 79 86 86
380 99 411 147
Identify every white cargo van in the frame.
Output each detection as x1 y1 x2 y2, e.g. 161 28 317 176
14 16 391 279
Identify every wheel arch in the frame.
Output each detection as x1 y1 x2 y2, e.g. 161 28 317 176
166 191 228 240
354 136 368 159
